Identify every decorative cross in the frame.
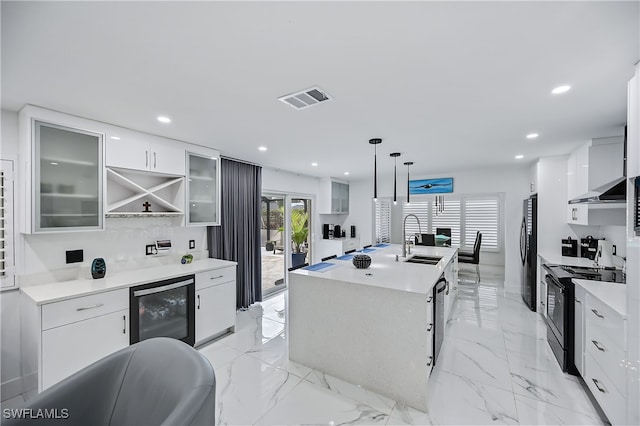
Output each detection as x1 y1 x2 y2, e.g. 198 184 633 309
142 201 151 212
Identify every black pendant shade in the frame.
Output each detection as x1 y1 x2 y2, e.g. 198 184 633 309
369 138 382 200
404 161 414 203
390 153 401 204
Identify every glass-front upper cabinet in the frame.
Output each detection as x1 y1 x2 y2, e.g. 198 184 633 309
186 151 220 226
34 121 104 232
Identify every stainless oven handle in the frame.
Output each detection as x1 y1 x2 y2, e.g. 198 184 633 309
133 278 194 297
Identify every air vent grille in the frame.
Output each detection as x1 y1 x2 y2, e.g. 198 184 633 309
278 86 332 110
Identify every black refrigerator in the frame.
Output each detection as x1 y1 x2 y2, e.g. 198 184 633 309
520 194 537 311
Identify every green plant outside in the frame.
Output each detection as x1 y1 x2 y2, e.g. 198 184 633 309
278 207 309 254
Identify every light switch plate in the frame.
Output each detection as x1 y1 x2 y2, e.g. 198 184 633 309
189 240 195 249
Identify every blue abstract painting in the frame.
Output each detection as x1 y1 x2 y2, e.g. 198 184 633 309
409 178 454 194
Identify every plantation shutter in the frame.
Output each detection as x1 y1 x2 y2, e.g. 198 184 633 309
432 198 461 247
402 201 429 242
374 199 391 243
464 197 499 250
0 160 15 289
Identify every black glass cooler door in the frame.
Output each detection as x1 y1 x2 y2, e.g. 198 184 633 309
130 275 195 346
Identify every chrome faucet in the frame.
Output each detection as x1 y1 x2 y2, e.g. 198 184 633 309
402 214 422 257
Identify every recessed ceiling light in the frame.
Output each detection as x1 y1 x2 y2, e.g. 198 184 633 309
515 155 524 159
50 162 58 166
258 146 267 151
110 136 121 140
311 162 318 167
344 172 350 175
526 133 539 139
551 85 571 95
157 116 171 123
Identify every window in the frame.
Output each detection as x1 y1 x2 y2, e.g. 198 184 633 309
401 193 502 251
374 199 391 243
432 198 461 247
402 201 429 242
464 198 499 250
1 160 15 289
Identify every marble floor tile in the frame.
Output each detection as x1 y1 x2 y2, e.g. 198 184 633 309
218 316 285 353
258 293 287 324
436 335 513 392
304 370 397 415
197 341 244 370
514 394 604 425
215 353 303 425
255 381 389 425
244 332 311 379
386 403 435 425
426 369 519 425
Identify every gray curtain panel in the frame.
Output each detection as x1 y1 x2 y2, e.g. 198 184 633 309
208 158 262 309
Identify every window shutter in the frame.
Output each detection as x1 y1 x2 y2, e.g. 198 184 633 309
0 160 15 289
374 199 391 243
464 198 499 250
432 198 461 247
402 201 429 241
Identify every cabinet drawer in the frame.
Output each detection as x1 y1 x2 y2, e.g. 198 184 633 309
585 295 625 350
585 352 627 425
344 240 358 251
586 326 627 396
196 267 236 290
41 289 128 331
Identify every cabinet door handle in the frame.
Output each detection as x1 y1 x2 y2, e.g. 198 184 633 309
426 356 433 367
197 294 201 309
153 152 157 168
592 340 606 352
591 309 605 319
145 150 149 167
210 275 224 280
426 296 433 303
122 315 126 334
592 378 607 393
427 323 433 332
76 303 104 311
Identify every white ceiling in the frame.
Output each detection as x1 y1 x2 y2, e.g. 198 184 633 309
2 1 639 180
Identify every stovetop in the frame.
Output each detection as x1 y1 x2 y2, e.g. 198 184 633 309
544 264 626 284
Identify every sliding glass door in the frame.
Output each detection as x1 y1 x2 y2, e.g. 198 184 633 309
260 194 313 296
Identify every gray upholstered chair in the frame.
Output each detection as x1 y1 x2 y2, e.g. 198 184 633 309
4 338 215 426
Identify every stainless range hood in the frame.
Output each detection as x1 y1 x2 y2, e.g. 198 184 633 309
568 176 626 204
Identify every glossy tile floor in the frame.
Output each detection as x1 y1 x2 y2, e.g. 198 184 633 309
197 265 605 425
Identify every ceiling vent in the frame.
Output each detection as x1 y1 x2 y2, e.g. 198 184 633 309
278 86 332 110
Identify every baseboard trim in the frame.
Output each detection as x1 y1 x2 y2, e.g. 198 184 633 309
1 376 22 402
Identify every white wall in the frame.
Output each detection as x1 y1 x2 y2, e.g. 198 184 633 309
349 165 530 292
1 110 22 399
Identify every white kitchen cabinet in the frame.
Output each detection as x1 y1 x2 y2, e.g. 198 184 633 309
589 139 625 189
42 309 129 390
444 255 457 321
567 146 589 225
195 267 236 346
574 283 585 376
106 129 186 176
319 178 349 214
317 237 359 261
22 288 129 391
584 293 627 425
18 106 105 233
186 150 220 226
628 64 639 178
426 291 435 377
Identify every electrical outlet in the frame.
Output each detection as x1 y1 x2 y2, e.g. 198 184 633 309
66 249 84 264
146 244 157 256
189 240 195 250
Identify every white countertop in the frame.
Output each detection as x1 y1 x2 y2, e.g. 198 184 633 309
539 252 597 268
21 258 237 305
291 244 457 295
573 279 627 319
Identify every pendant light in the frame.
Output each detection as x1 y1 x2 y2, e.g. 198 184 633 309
369 138 382 200
404 161 414 204
390 153 401 204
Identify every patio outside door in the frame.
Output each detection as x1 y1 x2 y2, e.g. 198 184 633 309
261 194 286 296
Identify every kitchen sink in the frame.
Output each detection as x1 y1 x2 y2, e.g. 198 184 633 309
405 255 443 265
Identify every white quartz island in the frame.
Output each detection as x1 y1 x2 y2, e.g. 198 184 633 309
289 244 458 412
